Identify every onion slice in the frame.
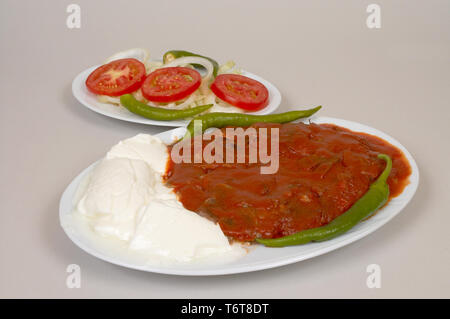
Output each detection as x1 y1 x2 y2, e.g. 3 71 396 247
104 48 150 64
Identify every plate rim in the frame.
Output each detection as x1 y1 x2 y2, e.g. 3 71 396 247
72 65 282 127
59 116 419 276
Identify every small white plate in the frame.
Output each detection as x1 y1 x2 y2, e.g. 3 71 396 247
59 117 419 276
72 65 282 127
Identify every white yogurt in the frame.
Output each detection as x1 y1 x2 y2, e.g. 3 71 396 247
71 134 245 265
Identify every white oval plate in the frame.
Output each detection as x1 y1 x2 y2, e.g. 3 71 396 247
59 116 419 276
72 65 282 127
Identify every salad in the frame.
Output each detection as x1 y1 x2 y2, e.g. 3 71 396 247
85 49 270 121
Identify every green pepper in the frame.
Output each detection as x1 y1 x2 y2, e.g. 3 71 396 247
183 106 322 138
120 94 212 121
163 50 219 77
256 154 392 247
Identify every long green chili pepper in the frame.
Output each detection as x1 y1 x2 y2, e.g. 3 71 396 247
120 94 213 121
163 50 219 77
183 106 322 138
256 153 392 247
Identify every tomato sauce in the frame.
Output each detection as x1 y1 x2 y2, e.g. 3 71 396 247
164 123 412 242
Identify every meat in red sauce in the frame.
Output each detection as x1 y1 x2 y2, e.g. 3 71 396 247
164 122 411 242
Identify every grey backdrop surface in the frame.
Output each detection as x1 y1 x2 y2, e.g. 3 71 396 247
0 0 449 298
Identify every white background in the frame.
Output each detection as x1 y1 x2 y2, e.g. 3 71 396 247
0 0 449 298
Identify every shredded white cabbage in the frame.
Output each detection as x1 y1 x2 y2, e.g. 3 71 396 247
218 60 242 75
97 95 120 105
218 60 235 74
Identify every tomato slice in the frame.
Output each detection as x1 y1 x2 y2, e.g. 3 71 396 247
86 58 146 97
210 74 269 111
141 67 201 103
